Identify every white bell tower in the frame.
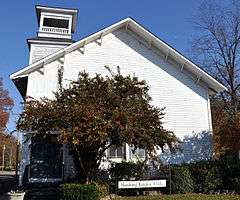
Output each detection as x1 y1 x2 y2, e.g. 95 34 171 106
28 5 78 64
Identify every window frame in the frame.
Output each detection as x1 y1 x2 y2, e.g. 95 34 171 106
107 145 126 159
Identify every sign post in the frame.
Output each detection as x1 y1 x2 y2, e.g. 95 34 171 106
169 164 172 195
2 144 6 171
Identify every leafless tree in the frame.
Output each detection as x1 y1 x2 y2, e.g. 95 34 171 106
192 0 240 114
191 0 240 158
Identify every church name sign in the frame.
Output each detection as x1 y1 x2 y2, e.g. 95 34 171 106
118 180 166 189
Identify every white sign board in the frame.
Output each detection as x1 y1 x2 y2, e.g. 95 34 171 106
118 180 166 189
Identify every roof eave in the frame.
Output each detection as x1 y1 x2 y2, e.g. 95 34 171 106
10 18 131 79
11 76 28 99
11 17 227 93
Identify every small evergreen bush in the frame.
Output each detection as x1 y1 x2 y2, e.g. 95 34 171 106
203 165 222 193
189 162 222 193
220 159 240 193
109 161 147 196
109 161 146 180
171 165 194 194
93 181 109 198
62 183 101 200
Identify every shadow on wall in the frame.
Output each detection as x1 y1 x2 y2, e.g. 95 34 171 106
160 131 213 164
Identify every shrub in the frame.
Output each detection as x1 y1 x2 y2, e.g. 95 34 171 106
93 181 109 198
203 165 222 193
109 161 146 180
109 161 148 196
170 165 194 194
62 183 101 200
232 178 240 193
189 162 222 193
220 158 240 192
94 169 110 182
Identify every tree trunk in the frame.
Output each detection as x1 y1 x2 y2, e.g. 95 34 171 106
71 150 99 183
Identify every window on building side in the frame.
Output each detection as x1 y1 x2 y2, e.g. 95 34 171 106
108 145 125 158
131 148 145 159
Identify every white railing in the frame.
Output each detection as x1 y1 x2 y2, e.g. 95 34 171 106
40 26 69 35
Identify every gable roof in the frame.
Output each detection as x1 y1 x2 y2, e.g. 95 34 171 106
10 17 227 93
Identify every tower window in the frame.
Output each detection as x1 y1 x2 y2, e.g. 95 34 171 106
43 18 69 29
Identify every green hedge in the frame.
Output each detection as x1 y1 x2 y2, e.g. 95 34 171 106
168 159 240 194
188 161 222 193
107 159 240 195
62 183 101 200
170 166 194 194
188 159 240 194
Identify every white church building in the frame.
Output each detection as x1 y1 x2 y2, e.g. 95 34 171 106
10 6 226 185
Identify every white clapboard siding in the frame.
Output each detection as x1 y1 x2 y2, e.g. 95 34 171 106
27 29 212 138
24 28 213 181
29 43 68 64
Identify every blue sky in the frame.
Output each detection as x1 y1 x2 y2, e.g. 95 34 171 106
0 0 201 138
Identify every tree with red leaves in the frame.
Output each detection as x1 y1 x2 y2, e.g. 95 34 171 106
0 77 14 132
0 77 15 168
17 70 178 183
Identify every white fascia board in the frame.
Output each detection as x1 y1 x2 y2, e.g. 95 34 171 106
10 17 227 93
128 19 227 92
66 18 130 53
28 40 73 45
36 6 78 16
10 50 65 79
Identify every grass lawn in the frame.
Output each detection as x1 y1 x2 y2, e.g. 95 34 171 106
116 194 240 200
